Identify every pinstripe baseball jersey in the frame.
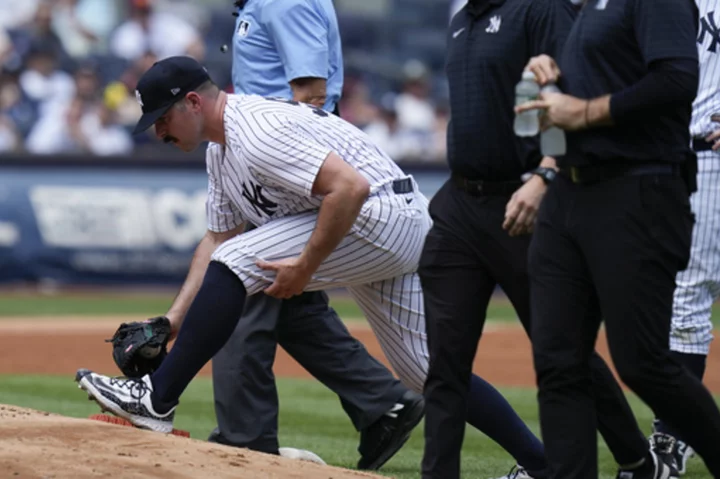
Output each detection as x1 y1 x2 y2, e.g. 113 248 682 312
205 94 409 231
202 93 434 392
690 0 720 139
203 93 433 392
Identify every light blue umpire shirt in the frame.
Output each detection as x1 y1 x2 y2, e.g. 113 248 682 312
232 0 343 113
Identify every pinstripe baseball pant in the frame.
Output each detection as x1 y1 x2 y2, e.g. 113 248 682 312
670 150 719 355
211 188 432 392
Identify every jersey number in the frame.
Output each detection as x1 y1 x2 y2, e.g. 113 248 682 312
265 97 329 117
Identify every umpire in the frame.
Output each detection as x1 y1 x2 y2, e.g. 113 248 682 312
516 0 720 477
418 1 663 478
206 0 421 470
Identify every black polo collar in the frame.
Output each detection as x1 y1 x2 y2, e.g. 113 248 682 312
466 0 506 18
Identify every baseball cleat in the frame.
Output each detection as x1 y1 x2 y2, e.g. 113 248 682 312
649 433 680 479
357 390 425 470
615 434 679 479
670 439 694 475
650 422 694 475
492 465 535 479
75 368 175 434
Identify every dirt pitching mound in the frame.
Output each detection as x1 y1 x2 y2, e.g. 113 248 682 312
0 405 383 479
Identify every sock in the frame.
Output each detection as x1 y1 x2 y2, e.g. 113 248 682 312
653 351 707 440
467 375 548 477
151 261 247 411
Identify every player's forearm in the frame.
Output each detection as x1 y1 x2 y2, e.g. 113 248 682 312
165 233 224 337
290 77 327 108
299 185 369 272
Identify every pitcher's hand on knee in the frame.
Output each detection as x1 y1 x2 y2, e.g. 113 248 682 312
257 257 314 299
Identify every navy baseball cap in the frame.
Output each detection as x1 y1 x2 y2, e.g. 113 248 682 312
133 56 211 134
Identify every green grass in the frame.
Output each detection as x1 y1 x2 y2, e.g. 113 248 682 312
0 375 714 478
1 291 718 328
0 293 175 317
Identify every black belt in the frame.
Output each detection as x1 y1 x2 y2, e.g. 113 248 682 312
692 138 715 152
451 173 523 196
560 163 680 185
392 178 414 194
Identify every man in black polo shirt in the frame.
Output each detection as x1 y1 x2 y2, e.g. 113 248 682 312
515 0 720 477
418 1 668 479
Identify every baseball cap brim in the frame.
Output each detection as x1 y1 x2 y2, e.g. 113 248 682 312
132 102 175 135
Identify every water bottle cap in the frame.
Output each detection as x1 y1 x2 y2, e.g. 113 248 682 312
521 70 537 82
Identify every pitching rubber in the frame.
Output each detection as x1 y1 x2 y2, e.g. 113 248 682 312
88 413 190 438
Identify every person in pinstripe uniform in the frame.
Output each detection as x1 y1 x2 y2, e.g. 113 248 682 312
652 0 720 473
76 55 432 466
206 0 421 471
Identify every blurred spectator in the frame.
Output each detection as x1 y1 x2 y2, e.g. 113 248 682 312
110 0 205 62
25 64 131 155
0 115 20 152
103 52 157 129
0 69 39 141
0 0 41 30
338 76 379 129
429 102 449 162
52 0 123 58
394 61 436 134
0 0 450 163
69 95 134 156
18 41 75 106
6 1 74 72
0 27 11 65
364 92 428 161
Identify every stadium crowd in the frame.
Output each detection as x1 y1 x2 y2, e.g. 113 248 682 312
0 0 449 163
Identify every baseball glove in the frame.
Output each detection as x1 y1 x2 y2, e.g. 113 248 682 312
105 316 172 377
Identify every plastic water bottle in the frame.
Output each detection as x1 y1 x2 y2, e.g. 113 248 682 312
513 70 540 137
539 83 566 156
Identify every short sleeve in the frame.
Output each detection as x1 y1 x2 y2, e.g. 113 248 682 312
633 0 699 64
526 0 553 57
205 144 245 232
263 0 329 82
241 117 332 197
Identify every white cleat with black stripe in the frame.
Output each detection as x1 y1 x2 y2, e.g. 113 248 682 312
75 368 175 433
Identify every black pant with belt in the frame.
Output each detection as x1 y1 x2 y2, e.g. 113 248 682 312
419 175 651 479
529 165 720 478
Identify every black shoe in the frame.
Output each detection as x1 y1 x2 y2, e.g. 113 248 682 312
357 390 425 470
670 439 694 475
615 437 679 479
650 422 694 475
649 433 680 478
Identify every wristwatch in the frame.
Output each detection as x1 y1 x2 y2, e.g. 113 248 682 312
531 167 557 185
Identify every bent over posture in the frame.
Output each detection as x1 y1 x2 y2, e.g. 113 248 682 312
76 56 429 448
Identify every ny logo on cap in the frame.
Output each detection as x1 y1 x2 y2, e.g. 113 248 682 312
135 90 143 107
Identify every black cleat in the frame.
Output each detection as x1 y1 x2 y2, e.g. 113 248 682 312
357 390 424 470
